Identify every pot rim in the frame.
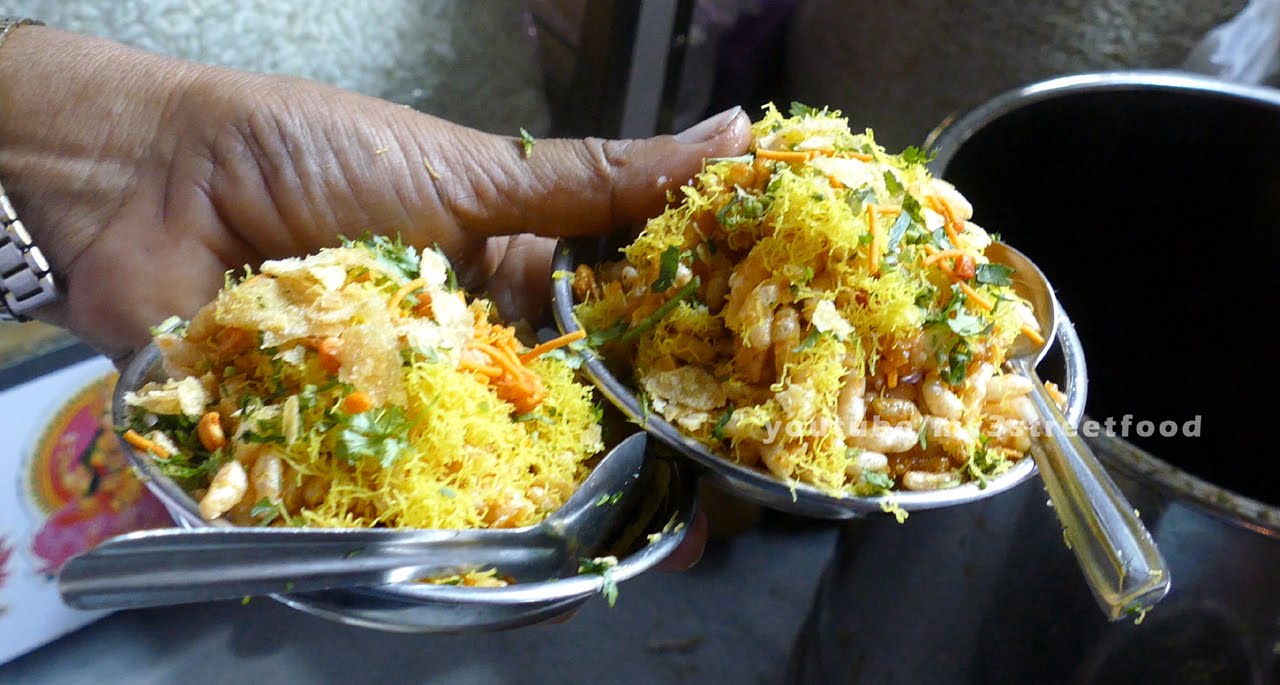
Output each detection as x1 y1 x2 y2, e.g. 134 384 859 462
925 69 1280 538
925 70 1280 173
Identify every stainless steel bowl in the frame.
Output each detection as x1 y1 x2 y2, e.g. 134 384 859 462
550 238 1089 520
111 343 697 633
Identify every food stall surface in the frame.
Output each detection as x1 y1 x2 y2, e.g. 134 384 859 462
0 512 837 684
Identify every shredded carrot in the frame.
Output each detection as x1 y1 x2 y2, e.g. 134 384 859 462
122 429 171 459
1021 323 1047 347
866 204 880 274
474 342 529 381
927 196 964 247
342 392 374 414
827 174 845 190
869 204 901 217
389 278 428 315
957 282 994 311
519 330 586 364
412 291 433 317
843 151 874 162
923 248 974 267
459 356 503 378
755 148 812 163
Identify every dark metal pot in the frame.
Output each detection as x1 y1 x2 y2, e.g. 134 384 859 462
787 72 1280 685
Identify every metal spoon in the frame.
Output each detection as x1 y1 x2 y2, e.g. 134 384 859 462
985 242 1171 620
59 432 650 610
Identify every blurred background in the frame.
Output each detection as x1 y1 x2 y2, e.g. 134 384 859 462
1 1 1272 683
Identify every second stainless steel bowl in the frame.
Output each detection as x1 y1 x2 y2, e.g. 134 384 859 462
550 238 1089 520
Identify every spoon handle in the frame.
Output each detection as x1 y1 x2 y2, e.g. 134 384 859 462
1014 359 1171 621
59 528 560 610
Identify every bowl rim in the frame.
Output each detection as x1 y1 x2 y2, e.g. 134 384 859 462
111 343 697 610
550 239 1089 519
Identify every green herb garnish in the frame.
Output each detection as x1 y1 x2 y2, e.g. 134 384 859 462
710 406 734 440
342 233 420 281
788 101 820 118
974 263 1015 287
942 339 973 386
578 556 620 607
336 407 411 467
519 127 536 158
652 246 681 293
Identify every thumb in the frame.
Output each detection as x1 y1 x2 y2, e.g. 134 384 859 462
420 107 752 238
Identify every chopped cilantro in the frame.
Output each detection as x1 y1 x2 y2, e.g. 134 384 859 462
964 438 1003 489
846 187 878 214
901 193 926 227
578 556 620 607
883 170 904 197
900 146 935 166
947 306 989 338
594 491 624 507
927 285 990 338
862 471 895 494
788 101 821 118
716 186 766 229
250 497 281 526
651 246 681 293
541 346 585 369
519 127 536 158
342 233 420 281
336 407 411 467
974 263 1015 287
793 329 822 352
710 406 734 440
242 417 286 445
942 339 972 386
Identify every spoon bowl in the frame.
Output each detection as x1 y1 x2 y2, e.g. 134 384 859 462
985 242 1172 620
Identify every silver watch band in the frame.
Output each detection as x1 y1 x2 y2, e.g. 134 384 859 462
1 17 57 322
1 179 58 321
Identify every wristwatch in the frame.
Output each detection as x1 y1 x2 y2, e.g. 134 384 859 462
1 18 57 322
0 180 56 321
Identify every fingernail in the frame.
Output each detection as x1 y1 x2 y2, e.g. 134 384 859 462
674 106 744 143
